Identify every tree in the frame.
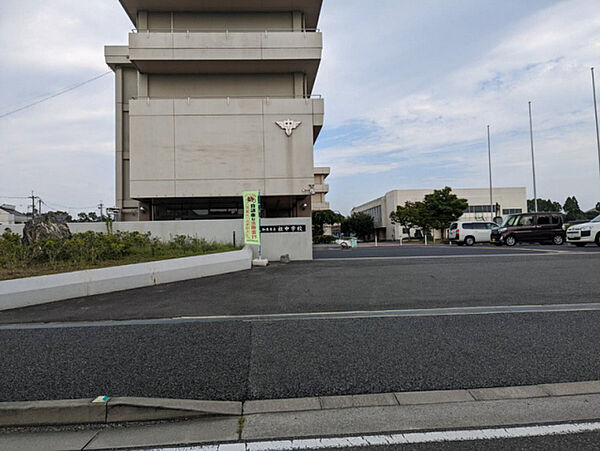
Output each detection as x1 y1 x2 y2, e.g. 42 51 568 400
563 196 586 221
390 187 467 242
527 199 562 212
390 200 434 239
312 210 344 236
422 187 469 230
341 212 374 240
76 212 102 223
48 211 73 223
390 202 419 231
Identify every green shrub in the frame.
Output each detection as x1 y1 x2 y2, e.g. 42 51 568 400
0 229 236 271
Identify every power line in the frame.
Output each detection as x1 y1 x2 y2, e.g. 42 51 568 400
0 71 112 119
41 200 100 211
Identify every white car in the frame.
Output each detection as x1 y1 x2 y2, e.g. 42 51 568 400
335 238 353 249
566 215 600 247
449 221 498 246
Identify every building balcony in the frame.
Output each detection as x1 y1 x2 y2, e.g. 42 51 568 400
128 96 323 200
313 183 329 193
314 166 330 176
312 201 330 211
127 30 322 92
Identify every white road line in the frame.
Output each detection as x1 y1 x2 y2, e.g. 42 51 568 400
315 251 592 262
144 421 600 450
2 302 600 330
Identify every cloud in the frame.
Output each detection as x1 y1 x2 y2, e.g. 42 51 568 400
1 0 599 215
315 0 600 210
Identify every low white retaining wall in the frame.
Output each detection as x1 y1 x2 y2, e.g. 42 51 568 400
1 220 244 245
0 246 253 312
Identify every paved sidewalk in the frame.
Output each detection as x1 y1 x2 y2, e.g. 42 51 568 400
2 381 600 450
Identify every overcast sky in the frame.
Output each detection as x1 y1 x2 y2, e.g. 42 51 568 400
1 0 599 215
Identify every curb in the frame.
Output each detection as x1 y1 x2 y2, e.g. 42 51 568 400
0 396 241 427
3 381 600 428
241 380 600 415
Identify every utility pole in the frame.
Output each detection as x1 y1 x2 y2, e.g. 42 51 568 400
487 125 493 220
30 191 36 219
38 198 42 217
528 101 538 213
592 67 600 190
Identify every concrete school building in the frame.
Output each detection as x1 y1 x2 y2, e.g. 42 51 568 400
352 187 527 241
105 0 324 223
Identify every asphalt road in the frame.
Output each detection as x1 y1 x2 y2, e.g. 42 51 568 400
1 248 599 324
2 310 600 402
313 242 600 259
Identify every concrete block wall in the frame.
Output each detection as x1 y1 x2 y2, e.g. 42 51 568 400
253 217 312 261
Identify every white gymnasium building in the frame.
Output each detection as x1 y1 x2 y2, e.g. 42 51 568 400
352 187 527 241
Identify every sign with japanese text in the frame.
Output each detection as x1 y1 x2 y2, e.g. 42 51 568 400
242 191 260 245
260 225 307 233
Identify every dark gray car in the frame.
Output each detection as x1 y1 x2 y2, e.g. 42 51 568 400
490 212 566 246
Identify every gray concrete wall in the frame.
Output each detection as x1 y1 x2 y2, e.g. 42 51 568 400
128 98 322 199
252 217 312 261
148 74 297 98
144 11 295 31
1 220 243 245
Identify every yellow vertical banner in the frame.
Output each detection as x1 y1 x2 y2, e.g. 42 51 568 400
243 191 261 245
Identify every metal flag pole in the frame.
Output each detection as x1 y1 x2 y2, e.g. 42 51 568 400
258 191 262 260
592 67 600 189
528 101 538 212
487 125 494 220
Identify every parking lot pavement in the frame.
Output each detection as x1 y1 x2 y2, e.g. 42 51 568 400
314 243 600 259
0 248 598 324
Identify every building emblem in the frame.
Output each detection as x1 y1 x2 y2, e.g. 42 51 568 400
276 119 302 137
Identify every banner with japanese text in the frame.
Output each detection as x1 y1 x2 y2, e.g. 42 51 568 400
242 191 260 245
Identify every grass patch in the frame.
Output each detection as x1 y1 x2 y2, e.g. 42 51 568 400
0 229 240 281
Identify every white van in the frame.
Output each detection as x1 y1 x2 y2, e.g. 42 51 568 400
449 221 498 246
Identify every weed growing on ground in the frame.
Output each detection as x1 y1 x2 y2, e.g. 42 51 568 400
0 229 239 280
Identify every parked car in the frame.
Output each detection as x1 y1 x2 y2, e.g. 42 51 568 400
449 221 498 246
566 214 600 247
490 212 565 246
335 237 354 249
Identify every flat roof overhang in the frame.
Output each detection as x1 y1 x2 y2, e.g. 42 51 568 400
105 45 133 70
119 0 323 29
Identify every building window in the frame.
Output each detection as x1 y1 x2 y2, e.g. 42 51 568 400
362 205 382 226
465 205 494 213
502 208 522 215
